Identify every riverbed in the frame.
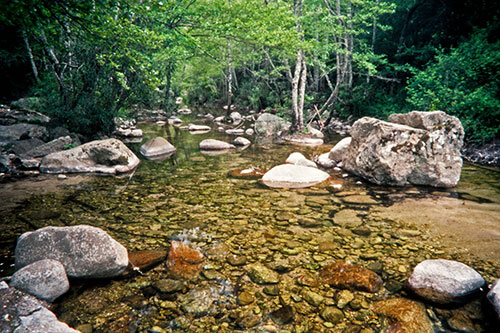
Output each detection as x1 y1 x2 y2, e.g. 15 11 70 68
1 114 499 332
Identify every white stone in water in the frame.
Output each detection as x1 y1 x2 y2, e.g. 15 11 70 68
226 128 245 135
57 174 67 180
245 128 255 135
285 152 317 168
329 137 352 162
233 137 251 146
316 152 336 169
262 164 330 189
407 259 486 304
487 280 500 320
199 139 235 151
188 124 211 132
140 137 176 157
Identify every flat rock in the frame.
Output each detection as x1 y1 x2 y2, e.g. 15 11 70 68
188 124 211 132
22 136 73 158
247 263 279 284
177 108 192 115
261 164 330 189
40 138 140 174
373 297 433 333
140 137 176 157
407 259 486 304
285 152 317 168
283 136 324 146
15 225 129 279
487 279 500 320
319 260 383 293
10 259 69 302
226 129 245 135
0 106 50 125
329 137 352 161
233 137 251 146
128 250 167 272
153 279 185 293
199 139 235 151
0 123 48 142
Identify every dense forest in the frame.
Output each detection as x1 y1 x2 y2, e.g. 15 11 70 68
1 0 499 143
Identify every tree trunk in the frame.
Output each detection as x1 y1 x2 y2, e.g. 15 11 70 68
226 38 232 117
291 49 302 132
22 31 40 83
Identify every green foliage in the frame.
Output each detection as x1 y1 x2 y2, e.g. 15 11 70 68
407 30 500 142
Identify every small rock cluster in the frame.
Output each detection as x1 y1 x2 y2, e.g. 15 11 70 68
2 225 130 332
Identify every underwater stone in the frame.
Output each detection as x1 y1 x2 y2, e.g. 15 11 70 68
407 259 486 304
319 260 383 293
373 297 433 333
10 259 69 302
166 241 204 279
15 225 129 279
247 264 279 284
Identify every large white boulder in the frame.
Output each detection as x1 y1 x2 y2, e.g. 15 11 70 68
15 225 129 279
261 164 330 188
40 138 140 174
342 111 464 187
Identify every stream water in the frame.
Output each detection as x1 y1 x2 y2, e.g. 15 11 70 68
1 113 499 332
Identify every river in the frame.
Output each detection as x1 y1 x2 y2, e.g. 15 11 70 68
1 113 499 331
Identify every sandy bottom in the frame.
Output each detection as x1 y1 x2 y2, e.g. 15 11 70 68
372 196 500 262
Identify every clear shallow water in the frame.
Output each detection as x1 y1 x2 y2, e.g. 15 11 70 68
1 115 500 332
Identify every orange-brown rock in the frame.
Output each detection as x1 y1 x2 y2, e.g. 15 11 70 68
373 297 433 333
319 260 383 293
228 167 266 179
122 250 167 277
166 241 204 279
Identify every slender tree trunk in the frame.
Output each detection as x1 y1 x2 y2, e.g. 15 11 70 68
291 49 302 131
226 38 232 117
22 31 40 83
297 54 307 131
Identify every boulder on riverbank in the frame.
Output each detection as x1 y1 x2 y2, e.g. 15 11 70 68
342 111 464 187
255 113 291 137
40 138 140 174
15 225 129 279
407 259 486 304
0 283 79 333
261 164 329 188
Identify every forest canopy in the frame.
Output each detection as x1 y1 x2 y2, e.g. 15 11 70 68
0 0 499 142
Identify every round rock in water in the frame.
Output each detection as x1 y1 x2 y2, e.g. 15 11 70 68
285 152 317 168
199 139 235 151
261 164 330 188
10 259 69 302
487 279 500 320
15 225 129 279
329 137 352 162
407 259 485 304
233 137 251 146
140 137 176 157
